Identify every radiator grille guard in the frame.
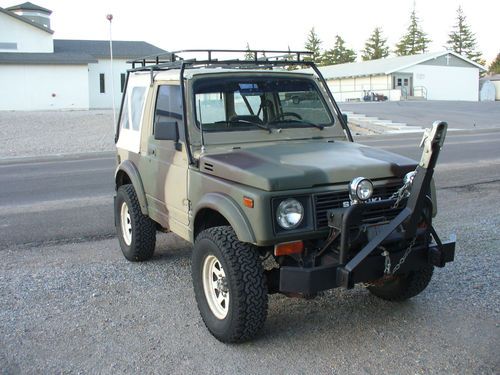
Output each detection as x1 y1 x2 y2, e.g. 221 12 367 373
314 182 402 229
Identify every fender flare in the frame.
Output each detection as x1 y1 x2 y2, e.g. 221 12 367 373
115 160 148 216
194 193 256 244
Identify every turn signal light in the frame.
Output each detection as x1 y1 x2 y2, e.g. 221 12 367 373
274 241 304 256
243 197 254 208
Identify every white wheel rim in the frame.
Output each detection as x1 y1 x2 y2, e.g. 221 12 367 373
202 255 229 320
120 202 132 246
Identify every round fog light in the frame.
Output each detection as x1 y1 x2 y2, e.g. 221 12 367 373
349 177 374 202
404 171 417 185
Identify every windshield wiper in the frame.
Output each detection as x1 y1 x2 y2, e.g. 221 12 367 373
269 119 324 130
223 119 273 133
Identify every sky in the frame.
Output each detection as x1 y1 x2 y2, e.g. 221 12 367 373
3 0 499 64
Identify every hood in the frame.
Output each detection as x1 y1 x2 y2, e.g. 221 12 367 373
200 141 416 191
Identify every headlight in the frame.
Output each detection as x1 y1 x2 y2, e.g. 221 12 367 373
276 199 304 229
349 177 373 203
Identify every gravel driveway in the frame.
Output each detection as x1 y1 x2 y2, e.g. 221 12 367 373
1 181 498 374
0 110 115 159
0 109 378 160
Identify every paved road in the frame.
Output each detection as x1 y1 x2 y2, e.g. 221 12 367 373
1 129 499 249
0 154 115 249
340 101 500 130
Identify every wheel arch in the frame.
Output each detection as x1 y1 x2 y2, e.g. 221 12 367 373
115 160 148 216
193 193 256 244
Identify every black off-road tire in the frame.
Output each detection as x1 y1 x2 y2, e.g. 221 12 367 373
192 226 268 343
115 184 156 262
368 265 434 302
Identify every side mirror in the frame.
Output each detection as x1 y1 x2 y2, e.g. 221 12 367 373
154 121 178 141
341 113 348 124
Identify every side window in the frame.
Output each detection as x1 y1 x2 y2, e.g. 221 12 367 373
120 94 129 129
130 87 147 131
154 85 183 133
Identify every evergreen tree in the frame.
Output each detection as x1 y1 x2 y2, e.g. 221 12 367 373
446 6 483 64
321 35 357 66
244 42 254 61
304 27 322 63
285 46 298 71
489 53 500 74
362 27 389 61
395 9 431 56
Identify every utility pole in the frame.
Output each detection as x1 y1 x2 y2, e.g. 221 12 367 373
106 14 116 129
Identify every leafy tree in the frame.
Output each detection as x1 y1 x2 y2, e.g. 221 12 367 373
244 42 254 61
489 53 500 74
446 6 483 64
321 35 357 65
395 9 431 56
304 27 322 63
362 27 389 61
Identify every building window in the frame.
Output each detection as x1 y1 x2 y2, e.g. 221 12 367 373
99 73 105 93
120 73 126 93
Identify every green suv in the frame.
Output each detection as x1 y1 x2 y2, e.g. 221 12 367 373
114 50 455 343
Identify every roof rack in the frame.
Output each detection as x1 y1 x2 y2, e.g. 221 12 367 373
127 49 313 70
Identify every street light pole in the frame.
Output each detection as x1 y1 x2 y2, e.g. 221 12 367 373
106 14 117 129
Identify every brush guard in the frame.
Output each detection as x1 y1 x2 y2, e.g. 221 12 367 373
279 121 456 294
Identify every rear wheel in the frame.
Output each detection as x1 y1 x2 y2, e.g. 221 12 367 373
115 184 156 262
192 226 268 343
367 265 434 301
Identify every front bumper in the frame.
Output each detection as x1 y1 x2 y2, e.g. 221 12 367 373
279 237 455 294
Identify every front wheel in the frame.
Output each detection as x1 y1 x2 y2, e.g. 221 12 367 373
367 265 434 301
192 226 268 343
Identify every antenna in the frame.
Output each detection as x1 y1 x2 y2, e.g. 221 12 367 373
198 98 206 153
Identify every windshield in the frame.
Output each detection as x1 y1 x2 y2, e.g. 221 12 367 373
193 76 334 132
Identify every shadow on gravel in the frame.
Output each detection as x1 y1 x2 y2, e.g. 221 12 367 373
149 232 192 263
259 290 424 344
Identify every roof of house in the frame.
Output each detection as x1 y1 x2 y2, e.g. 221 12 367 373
53 39 168 59
311 51 486 79
6 2 52 14
480 74 500 82
0 6 53 34
0 52 97 65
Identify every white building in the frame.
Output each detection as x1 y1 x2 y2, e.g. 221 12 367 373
316 51 486 102
0 2 167 110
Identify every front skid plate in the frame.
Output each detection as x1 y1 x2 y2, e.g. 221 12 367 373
279 240 455 294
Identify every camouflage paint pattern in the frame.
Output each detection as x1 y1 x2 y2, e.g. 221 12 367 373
115 71 431 246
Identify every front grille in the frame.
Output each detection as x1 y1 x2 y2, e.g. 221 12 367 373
314 182 402 229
